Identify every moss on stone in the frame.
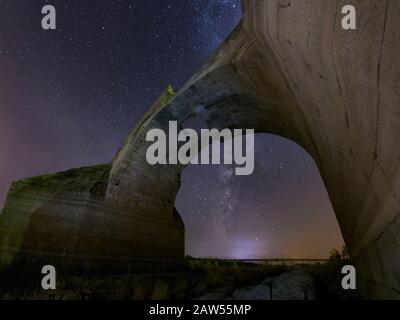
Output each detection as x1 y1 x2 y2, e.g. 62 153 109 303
11 164 111 197
159 85 176 106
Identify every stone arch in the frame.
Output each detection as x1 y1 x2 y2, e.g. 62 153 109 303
103 0 400 298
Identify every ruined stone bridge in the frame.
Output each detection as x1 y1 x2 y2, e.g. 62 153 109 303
0 1 399 299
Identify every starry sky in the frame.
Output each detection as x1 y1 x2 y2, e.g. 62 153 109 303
0 0 344 259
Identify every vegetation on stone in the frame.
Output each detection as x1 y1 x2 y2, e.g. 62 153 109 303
10 164 111 196
159 85 176 106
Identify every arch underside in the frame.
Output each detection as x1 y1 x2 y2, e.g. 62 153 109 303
0 1 399 299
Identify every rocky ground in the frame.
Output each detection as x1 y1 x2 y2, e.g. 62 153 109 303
197 269 317 300
0 257 359 300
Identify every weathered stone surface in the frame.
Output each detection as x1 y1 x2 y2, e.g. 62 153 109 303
150 279 169 300
0 163 184 275
196 292 227 300
263 270 316 300
203 270 316 300
196 285 235 300
233 285 271 301
0 0 399 299
231 270 315 300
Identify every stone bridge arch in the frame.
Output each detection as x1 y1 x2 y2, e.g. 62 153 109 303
0 1 399 299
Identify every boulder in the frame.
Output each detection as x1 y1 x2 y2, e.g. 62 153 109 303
263 270 316 300
233 284 271 300
150 279 169 300
233 269 316 300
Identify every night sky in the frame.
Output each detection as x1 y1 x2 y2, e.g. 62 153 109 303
0 0 344 259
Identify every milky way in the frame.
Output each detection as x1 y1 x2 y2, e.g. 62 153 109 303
0 0 344 258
